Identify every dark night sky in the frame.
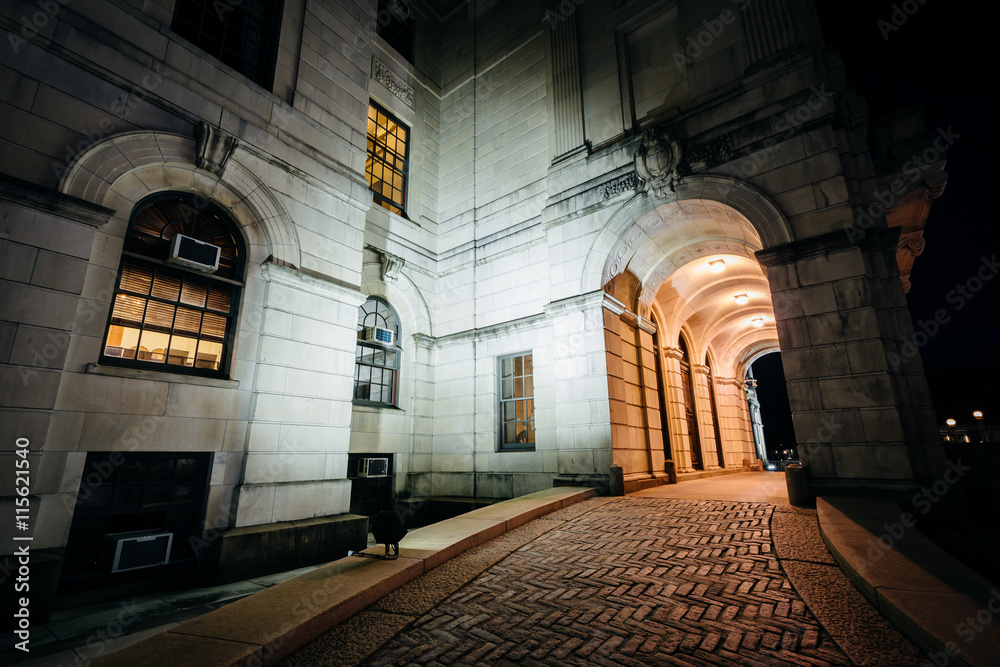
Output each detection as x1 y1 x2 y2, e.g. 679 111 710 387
756 1 1000 430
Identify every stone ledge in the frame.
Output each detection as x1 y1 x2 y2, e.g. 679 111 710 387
817 496 999 667
205 514 369 584
90 486 597 667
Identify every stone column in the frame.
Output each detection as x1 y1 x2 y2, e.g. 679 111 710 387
692 365 722 469
233 263 365 528
742 0 796 65
716 377 753 467
636 327 666 476
661 346 696 473
757 229 948 504
545 1 587 160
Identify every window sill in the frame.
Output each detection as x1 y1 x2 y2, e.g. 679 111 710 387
498 445 536 453
86 363 239 389
352 401 404 412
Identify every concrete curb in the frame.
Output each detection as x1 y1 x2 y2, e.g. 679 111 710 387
817 496 999 667
89 486 598 667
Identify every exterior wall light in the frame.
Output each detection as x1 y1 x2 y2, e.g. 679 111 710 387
709 259 726 273
734 294 749 305
751 317 764 327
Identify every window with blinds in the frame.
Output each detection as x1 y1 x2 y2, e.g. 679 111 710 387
101 194 244 377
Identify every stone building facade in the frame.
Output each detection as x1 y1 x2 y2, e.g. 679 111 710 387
0 0 949 620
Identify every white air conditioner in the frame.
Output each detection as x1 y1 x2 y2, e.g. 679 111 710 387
358 457 390 478
364 326 395 346
105 530 173 573
167 234 221 273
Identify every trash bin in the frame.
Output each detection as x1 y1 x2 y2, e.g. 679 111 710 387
785 464 810 506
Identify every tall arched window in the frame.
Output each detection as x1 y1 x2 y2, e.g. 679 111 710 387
100 193 245 377
353 296 402 406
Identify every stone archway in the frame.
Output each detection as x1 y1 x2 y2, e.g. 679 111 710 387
592 169 947 499
597 191 780 485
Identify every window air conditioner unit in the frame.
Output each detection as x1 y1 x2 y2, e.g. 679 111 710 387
364 326 395 346
358 457 390 478
167 234 221 273
104 530 173 573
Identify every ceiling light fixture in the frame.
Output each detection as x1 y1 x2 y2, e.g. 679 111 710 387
752 317 764 327
734 294 749 305
709 259 726 273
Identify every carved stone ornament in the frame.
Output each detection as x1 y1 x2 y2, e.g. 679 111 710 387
195 122 239 177
635 127 682 197
373 60 414 108
897 236 926 257
601 173 639 201
379 250 405 284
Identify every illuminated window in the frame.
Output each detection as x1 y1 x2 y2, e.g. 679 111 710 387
172 0 284 89
498 352 534 451
101 194 244 377
366 101 409 217
354 297 402 407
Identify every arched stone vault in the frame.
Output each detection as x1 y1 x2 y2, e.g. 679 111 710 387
594 176 789 479
581 175 794 297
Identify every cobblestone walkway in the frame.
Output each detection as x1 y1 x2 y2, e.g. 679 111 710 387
366 497 850 666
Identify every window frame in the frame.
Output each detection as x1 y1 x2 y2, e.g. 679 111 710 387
353 296 403 408
99 193 245 380
366 100 410 219
171 0 285 90
375 0 415 64
497 351 535 452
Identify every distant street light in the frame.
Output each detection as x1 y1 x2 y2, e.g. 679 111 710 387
945 418 956 443
973 410 987 443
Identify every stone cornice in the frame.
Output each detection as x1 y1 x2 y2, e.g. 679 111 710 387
260 261 365 306
0 173 115 227
598 292 657 334
756 227 901 266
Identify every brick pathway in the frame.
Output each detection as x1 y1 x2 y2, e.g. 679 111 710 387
366 497 850 666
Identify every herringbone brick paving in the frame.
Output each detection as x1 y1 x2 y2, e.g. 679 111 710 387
365 498 851 666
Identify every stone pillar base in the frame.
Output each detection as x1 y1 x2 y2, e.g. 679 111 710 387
203 514 368 584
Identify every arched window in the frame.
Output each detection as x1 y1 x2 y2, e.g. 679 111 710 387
100 193 245 377
354 296 401 406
